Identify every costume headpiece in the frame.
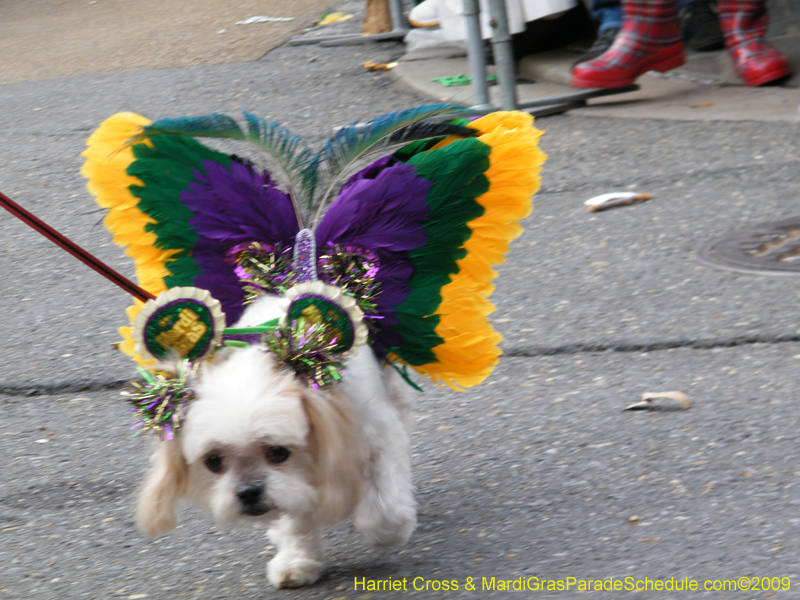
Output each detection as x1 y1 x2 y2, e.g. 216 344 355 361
79 105 546 438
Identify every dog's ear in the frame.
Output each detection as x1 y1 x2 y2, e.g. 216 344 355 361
136 439 188 537
302 389 362 524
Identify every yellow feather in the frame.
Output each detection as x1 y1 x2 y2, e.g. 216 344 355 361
423 111 546 389
82 112 168 366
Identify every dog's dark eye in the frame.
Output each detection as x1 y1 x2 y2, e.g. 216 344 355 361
204 453 224 473
265 446 290 464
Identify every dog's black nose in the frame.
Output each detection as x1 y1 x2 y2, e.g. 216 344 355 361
236 483 263 506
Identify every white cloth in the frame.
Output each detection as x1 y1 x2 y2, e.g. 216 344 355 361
433 0 577 40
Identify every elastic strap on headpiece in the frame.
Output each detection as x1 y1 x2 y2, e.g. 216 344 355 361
221 319 280 348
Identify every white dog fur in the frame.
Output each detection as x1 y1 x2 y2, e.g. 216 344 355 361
135 295 416 588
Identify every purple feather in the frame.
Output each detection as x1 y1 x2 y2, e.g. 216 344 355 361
317 161 430 250
184 160 298 246
179 159 300 321
316 159 432 353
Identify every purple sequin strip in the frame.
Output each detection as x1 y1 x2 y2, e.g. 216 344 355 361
293 229 318 283
221 332 265 346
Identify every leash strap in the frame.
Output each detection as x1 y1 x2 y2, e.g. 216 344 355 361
0 190 155 302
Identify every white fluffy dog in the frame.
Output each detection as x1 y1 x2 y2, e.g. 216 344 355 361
135 294 416 588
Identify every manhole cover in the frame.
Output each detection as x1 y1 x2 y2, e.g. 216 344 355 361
697 218 800 275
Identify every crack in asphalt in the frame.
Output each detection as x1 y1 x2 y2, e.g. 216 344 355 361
505 331 800 357
0 379 131 398
2 331 799 398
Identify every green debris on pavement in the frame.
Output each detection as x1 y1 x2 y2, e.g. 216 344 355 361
432 74 497 87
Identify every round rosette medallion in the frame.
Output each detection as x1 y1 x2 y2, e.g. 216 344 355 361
132 287 226 362
279 281 368 354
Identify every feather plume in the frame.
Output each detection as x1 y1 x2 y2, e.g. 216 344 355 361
122 106 475 229
311 104 467 225
242 112 317 226
383 122 478 147
131 114 246 144
129 112 316 228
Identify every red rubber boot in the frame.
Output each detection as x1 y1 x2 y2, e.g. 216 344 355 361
571 0 685 89
717 0 791 86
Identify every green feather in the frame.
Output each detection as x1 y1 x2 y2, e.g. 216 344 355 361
388 137 491 365
127 134 233 287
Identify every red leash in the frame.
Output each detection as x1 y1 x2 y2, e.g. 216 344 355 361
0 191 155 302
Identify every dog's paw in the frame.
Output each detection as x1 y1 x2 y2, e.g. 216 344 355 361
267 553 323 588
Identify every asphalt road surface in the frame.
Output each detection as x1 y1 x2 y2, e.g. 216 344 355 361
3 3 800 600
0 0 325 84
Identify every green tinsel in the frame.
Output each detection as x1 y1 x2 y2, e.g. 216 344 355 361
123 361 197 440
228 242 298 303
231 241 381 340
318 245 381 323
263 320 347 389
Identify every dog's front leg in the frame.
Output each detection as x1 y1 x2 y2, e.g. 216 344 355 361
266 513 323 588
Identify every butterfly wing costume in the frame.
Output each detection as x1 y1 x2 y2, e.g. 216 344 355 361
82 106 546 392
